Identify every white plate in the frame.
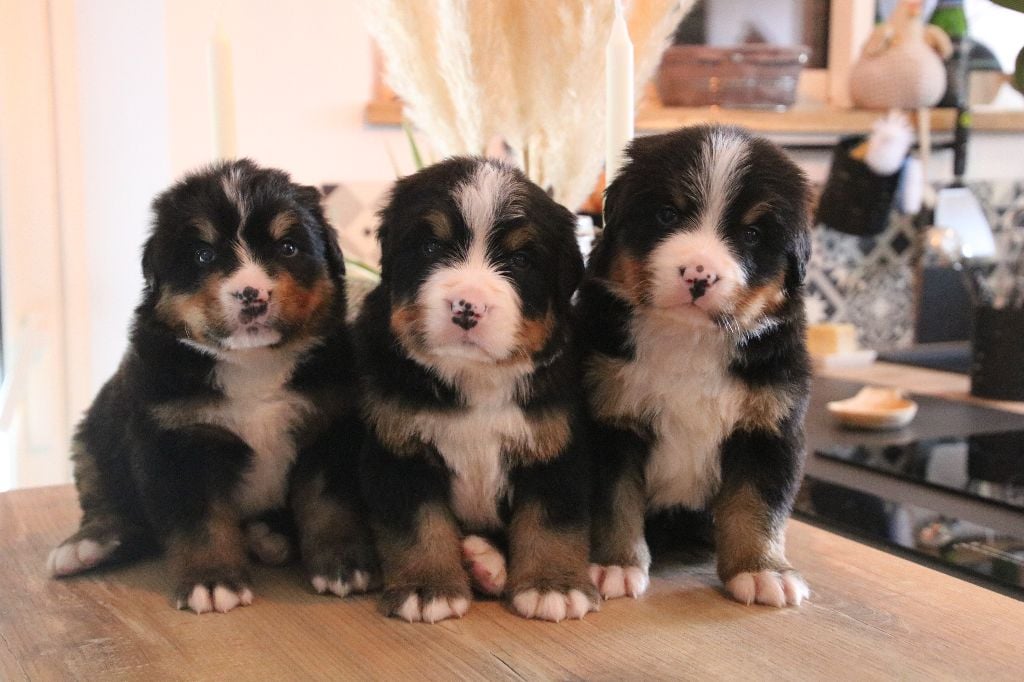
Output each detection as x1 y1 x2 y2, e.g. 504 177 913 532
827 386 918 430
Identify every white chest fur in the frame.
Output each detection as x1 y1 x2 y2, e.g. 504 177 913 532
414 361 533 530
593 312 743 510
198 348 312 516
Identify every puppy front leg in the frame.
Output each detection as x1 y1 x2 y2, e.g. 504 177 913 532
291 417 378 598
506 446 600 622
714 427 808 607
590 426 651 600
138 423 253 614
362 441 470 623
166 504 252 614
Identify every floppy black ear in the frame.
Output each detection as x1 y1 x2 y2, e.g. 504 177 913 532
559 229 586 304
141 236 159 292
785 225 812 295
297 184 346 281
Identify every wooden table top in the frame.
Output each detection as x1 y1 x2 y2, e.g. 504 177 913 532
3 483 1022 681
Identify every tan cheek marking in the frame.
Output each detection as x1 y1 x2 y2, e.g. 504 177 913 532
505 502 593 598
388 300 426 355
154 278 227 343
509 308 554 361
731 275 786 329
274 273 336 334
713 484 789 581
605 251 650 306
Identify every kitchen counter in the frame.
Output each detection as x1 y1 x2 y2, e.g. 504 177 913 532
2 363 1023 679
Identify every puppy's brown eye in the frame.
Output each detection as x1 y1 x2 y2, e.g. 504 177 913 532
194 246 216 265
278 239 299 258
655 206 679 226
742 226 761 246
421 238 443 256
508 251 531 270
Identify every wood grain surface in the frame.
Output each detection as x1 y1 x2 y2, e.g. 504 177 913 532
2 484 1022 681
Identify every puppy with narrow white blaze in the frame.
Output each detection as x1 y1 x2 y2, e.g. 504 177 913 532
579 125 814 608
49 159 378 614
355 156 598 623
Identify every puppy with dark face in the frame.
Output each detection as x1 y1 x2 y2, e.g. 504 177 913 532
355 157 598 623
579 126 812 607
48 160 377 612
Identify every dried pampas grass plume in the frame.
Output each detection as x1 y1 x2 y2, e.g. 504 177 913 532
362 0 694 210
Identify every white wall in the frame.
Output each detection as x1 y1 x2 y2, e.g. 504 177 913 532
75 0 174 390
79 0 403 393
165 0 404 184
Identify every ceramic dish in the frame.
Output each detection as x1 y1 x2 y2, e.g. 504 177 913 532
827 386 919 430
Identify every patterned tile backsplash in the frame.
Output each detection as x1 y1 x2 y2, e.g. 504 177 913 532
806 179 1024 350
323 178 1024 352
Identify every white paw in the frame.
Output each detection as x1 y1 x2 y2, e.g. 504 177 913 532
589 563 649 600
245 522 291 566
311 570 371 598
462 535 507 596
47 538 121 577
177 584 254 614
395 593 470 624
726 570 809 607
511 589 596 622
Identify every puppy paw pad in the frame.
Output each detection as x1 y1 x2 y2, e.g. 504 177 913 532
727 570 808 607
395 594 470 624
512 588 597 622
590 563 649 600
177 584 252 614
47 538 121 577
462 535 507 596
310 570 371 598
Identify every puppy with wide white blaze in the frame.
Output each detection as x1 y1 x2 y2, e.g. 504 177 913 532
355 157 598 623
579 125 813 607
48 160 377 613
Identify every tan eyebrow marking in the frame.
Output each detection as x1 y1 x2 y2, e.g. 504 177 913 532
192 219 217 243
742 201 772 225
425 210 452 240
269 211 298 240
501 224 538 251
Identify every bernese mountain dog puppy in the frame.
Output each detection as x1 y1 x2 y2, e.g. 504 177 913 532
48 160 377 613
579 126 813 607
354 157 598 623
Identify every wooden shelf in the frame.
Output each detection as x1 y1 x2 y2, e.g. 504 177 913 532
637 101 1024 135
365 97 1024 136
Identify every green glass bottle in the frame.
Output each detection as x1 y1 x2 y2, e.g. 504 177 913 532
931 0 970 111
930 0 968 40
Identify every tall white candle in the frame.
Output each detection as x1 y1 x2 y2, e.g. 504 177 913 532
209 22 238 160
605 0 634 186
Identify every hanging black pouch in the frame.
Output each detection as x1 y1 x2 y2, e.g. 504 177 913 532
815 135 902 237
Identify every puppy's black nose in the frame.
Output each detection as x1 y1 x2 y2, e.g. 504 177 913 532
237 286 261 304
451 300 479 330
679 264 719 302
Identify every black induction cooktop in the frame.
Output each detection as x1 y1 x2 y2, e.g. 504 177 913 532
800 379 1024 598
815 430 1024 512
